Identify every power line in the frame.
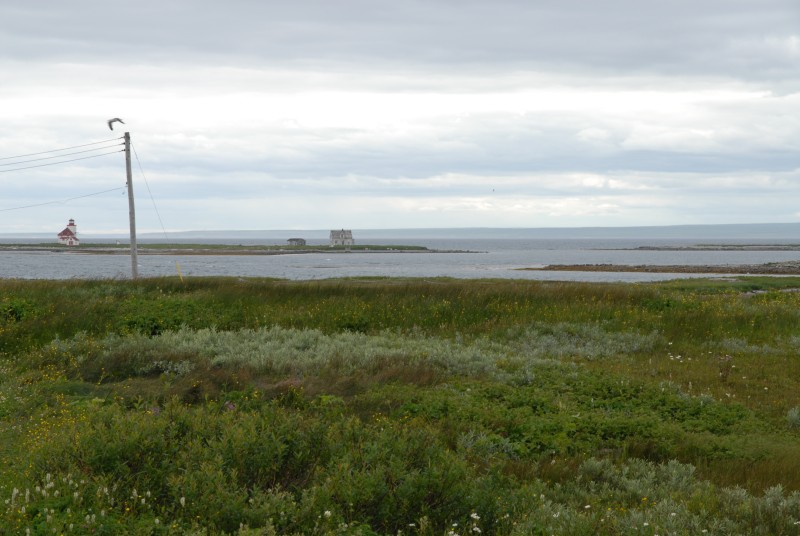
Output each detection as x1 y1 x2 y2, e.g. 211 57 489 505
0 137 123 161
0 149 124 173
0 186 126 212
132 140 184 281
132 142 170 239
0 143 124 167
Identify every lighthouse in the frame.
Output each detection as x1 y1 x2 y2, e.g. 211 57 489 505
57 219 80 246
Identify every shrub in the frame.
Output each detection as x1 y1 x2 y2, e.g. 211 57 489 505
4 277 800 533
507 322 661 360
787 406 800 430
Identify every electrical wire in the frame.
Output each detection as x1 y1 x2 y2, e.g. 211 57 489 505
1 137 174 278
0 149 124 173
132 142 170 239
131 142 184 281
0 137 123 161
0 186 126 212
0 143 124 167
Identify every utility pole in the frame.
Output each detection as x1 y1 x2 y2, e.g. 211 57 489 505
124 132 138 279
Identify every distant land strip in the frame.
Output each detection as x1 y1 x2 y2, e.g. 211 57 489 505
522 261 800 274
0 244 476 255
623 244 800 251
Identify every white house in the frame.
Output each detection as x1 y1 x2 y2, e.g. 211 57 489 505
57 219 80 246
329 229 354 246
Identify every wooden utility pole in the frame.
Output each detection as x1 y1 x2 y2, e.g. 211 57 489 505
124 132 138 279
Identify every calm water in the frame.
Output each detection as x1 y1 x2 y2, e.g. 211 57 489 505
2 237 800 282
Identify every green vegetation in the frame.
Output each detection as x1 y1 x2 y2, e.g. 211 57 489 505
2 276 800 534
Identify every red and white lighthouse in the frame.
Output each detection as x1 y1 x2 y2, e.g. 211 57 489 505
57 219 80 246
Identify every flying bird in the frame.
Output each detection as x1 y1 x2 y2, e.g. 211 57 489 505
107 118 125 130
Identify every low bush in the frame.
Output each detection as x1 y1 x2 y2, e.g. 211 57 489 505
2 277 800 533
788 406 800 430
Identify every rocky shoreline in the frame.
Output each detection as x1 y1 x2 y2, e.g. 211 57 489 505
522 261 800 274
630 245 800 251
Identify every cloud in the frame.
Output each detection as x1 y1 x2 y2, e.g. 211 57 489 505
1 1 798 77
0 0 799 231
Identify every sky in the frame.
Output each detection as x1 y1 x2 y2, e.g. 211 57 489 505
0 0 799 234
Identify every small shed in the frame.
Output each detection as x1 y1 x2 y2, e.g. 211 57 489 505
287 238 306 246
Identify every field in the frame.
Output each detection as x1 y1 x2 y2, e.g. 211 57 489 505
1 276 800 534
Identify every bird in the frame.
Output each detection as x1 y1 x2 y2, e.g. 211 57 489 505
107 118 125 130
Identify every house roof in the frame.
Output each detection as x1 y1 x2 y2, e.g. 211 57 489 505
58 228 76 238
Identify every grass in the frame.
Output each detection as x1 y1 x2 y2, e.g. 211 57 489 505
2 276 800 534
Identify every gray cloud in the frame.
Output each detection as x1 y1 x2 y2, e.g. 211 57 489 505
1 0 799 231
2 0 798 81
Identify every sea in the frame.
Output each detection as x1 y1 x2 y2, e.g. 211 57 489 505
2 224 800 282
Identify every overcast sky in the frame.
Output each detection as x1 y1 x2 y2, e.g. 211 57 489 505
1 0 798 234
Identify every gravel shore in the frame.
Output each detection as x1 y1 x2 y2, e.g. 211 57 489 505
523 261 800 274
